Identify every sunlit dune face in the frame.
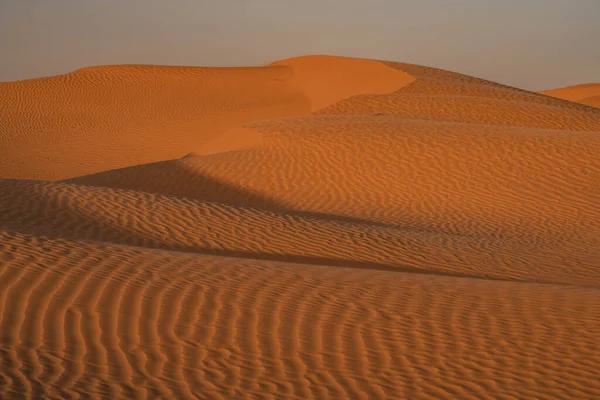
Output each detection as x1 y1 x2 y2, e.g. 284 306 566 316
540 83 600 109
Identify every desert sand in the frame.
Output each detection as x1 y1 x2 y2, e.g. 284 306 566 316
541 83 600 108
1 55 599 399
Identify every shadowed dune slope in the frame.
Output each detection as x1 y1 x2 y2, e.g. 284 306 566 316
1 179 598 287
67 59 600 243
68 118 600 242
1 55 600 399
540 83 600 108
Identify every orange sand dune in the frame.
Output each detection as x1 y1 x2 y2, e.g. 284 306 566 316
67 118 600 240
1 231 599 399
272 55 415 111
1 179 597 286
0 57 412 180
582 96 600 108
1 55 600 398
540 83 600 108
316 95 600 130
0 65 309 180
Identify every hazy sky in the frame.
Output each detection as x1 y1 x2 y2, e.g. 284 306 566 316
1 0 598 90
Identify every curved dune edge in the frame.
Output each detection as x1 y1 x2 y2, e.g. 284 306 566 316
0 64 310 180
66 117 600 245
1 178 598 287
0 55 415 180
271 55 416 111
581 95 600 108
540 83 600 108
192 56 418 155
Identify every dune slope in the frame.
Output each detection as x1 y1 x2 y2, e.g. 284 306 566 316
1 231 599 399
1 179 598 287
0 58 413 180
540 83 600 108
1 55 600 399
0 65 308 180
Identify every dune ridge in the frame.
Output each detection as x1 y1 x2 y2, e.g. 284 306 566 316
1 55 600 398
0 57 413 180
540 83 600 108
1 178 598 287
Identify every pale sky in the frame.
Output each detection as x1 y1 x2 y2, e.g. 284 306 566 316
0 0 598 90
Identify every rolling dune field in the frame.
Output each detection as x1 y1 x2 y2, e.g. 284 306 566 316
1 55 599 399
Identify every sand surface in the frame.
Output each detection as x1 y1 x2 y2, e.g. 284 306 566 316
541 83 600 108
1 55 599 399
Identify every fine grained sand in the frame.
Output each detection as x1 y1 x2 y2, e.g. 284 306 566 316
1 55 599 399
541 83 600 108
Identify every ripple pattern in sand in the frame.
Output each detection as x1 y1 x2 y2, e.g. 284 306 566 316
1 233 599 399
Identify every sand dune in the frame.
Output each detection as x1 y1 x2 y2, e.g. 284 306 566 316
582 96 600 108
1 231 599 399
66 118 600 242
1 179 597 287
271 55 415 111
0 57 412 180
540 83 600 108
0 64 309 180
1 55 600 398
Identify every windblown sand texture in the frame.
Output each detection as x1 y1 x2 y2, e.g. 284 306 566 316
1 55 599 399
541 83 600 108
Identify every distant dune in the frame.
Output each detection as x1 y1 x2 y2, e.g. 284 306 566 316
540 83 600 108
0 56 412 180
1 55 599 399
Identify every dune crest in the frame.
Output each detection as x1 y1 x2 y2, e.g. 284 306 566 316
582 96 600 107
0 56 417 180
191 126 266 156
272 55 416 111
540 83 600 108
0 64 310 180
